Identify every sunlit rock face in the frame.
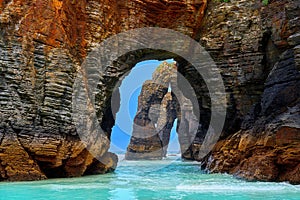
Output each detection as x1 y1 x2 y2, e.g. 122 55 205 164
125 61 200 160
125 62 178 160
0 0 207 181
157 92 177 157
0 0 299 184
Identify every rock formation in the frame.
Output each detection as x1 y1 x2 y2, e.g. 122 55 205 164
157 92 177 157
197 0 300 184
0 0 299 184
125 62 178 160
201 27 300 184
125 61 200 160
127 0 300 184
0 0 207 181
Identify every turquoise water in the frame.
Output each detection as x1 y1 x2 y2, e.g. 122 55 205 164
0 155 299 200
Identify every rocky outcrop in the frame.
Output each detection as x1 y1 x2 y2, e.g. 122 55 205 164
175 0 274 161
0 129 46 181
201 35 300 183
199 0 300 184
126 0 300 184
125 62 178 160
0 0 299 184
85 152 118 175
125 61 201 160
0 0 207 180
157 93 177 157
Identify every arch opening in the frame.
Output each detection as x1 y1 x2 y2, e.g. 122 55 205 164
72 28 226 175
79 47 215 166
109 59 181 158
99 51 212 161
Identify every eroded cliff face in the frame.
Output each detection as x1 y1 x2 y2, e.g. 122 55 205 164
125 61 200 160
201 46 300 182
0 0 299 183
197 0 300 184
0 0 207 181
125 62 178 160
126 0 299 183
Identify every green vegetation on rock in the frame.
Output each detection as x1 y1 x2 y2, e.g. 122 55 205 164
262 0 269 6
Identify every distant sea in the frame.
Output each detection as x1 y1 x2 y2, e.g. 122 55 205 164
0 153 299 200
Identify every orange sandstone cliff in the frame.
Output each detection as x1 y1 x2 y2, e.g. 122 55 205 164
0 0 299 183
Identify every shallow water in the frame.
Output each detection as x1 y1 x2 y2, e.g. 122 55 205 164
0 155 299 200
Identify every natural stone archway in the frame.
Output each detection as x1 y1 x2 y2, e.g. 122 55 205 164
125 62 177 160
0 0 299 184
125 61 201 160
0 0 208 180
88 47 210 161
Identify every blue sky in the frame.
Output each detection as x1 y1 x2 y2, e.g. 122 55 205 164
109 60 180 153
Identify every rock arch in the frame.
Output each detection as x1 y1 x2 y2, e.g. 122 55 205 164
124 61 200 160
0 0 299 184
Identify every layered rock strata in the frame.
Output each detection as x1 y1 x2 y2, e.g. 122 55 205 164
127 0 300 184
201 27 300 184
126 61 201 160
125 62 178 160
201 46 300 183
157 93 177 157
197 0 300 184
0 0 299 184
0 0 208 181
